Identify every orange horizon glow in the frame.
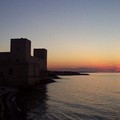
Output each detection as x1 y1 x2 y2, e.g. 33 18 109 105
48 65 120 72
47 48 120 71
48 55 120 72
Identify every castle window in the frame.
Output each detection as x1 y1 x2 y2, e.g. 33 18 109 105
16 59 20 63
0 72 4 77
17 48 20 51
9 68 13 75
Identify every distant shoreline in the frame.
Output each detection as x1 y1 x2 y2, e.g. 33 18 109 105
48 71 89 76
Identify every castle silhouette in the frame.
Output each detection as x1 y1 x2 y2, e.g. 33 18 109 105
0 38 48 87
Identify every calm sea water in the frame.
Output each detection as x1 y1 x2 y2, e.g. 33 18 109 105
17 73 120 120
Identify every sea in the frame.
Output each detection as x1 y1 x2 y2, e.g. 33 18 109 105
17 73 120 120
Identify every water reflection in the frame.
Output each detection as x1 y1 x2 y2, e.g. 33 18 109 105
15 73 120 120
16 85 48 120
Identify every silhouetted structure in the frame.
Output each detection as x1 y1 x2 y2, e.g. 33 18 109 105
0 38 48 87
34 48 47 71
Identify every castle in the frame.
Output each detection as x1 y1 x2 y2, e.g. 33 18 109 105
0 38 48 87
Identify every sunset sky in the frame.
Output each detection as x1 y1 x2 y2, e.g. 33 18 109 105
0 0 120 72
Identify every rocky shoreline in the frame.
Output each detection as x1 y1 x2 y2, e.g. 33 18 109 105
0 76 57 120
0 71 88 120
48 71 89 76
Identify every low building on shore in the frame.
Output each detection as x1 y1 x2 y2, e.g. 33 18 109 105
0 38 48 87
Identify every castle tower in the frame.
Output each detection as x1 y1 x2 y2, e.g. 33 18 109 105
34 49 47 71
10 38 31 61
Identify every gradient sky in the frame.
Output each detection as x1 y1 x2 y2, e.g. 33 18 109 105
0 0 120 71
